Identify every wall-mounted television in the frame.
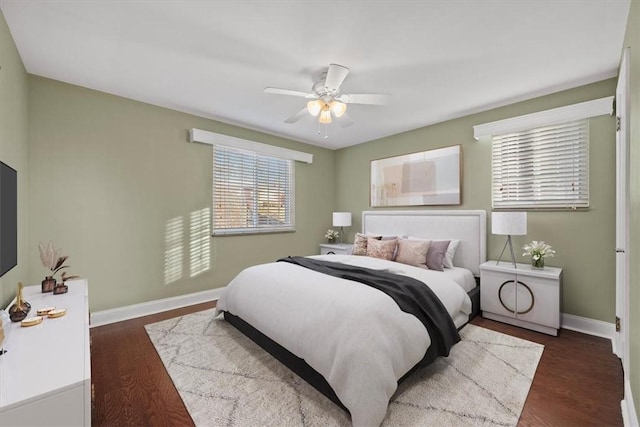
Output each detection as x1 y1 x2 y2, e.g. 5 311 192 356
0 160 17 278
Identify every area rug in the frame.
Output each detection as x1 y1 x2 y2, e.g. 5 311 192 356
145 309 544 426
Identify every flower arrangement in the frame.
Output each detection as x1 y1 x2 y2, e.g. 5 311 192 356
38 241 79 282
325 229 340 243
522 240 555 269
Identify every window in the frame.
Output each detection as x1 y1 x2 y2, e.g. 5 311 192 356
189 128 312 236
213 146 294 235
491 120 589 209
473 96 613 210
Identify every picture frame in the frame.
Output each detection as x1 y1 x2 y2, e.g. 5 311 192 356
370 145 461 207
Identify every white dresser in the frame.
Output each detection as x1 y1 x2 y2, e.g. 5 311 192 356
0 279 91 426
480 261 562 336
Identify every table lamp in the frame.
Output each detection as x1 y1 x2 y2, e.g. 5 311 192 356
492 211 527 268
332 212 352 244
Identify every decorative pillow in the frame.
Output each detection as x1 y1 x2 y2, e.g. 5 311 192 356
425 240 450 271
408 236 459 269
352 233 382 256
395 239 431 268
366 238 398 261
439 239 459 269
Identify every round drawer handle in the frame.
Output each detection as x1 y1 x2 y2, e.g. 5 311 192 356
498 280 535 315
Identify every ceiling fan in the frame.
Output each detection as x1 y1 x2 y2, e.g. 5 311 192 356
264 63 390 128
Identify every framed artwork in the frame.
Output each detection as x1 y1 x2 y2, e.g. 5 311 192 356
370 145 461 207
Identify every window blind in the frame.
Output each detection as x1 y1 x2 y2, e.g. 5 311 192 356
492 119 589 209
213 145 294 235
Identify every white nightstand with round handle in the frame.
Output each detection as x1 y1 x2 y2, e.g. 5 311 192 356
319 244 353 255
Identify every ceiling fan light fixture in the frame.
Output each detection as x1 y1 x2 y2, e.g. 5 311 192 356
329 101 347 118
307 100 322 117
319 109 332 124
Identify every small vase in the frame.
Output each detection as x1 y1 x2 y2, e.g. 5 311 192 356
42 276 56 293
53 283 68 295
531 256 545 270
9 282 31 322
327 239 336 244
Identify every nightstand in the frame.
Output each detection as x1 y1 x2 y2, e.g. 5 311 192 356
320 243 353 255
480 260 562 336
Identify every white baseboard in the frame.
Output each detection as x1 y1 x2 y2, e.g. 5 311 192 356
90 287 224 328
622 380 639 427
561 312 616 341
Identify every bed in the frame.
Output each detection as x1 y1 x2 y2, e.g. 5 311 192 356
215 210 486 426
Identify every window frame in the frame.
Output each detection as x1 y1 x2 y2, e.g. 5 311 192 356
490 120 589 210
188 129 313 236
212 145 295 236
473 97 613 211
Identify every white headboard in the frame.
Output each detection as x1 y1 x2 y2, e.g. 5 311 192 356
362 210 487 276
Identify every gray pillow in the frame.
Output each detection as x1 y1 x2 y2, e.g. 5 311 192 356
426 240 450 271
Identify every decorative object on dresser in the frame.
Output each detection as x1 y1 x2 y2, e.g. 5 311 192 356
332 212 351 244
480 260 562 336
492 211 527 268
522 240 556 270
319 243 353 255
8 282 31 322
38 241 79 293
0 280 91 426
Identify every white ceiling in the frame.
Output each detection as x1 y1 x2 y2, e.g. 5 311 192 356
0 1 630 150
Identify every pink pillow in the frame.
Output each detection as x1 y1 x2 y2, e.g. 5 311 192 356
395 239 431 267
352 233 382 256
366 238 398 261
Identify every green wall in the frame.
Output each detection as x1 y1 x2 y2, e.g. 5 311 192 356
0 11 29 307
27 76 335 311
335 79 617 323
623 0 640 417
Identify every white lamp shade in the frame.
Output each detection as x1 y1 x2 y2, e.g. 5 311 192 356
329 101 347 118
307 100 322 117
319 109 332 124
492 212 527 236
332 212 352 227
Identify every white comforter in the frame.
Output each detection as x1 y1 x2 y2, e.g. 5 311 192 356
215 255 472 426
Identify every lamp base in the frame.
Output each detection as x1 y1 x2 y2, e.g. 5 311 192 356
496 235 518 269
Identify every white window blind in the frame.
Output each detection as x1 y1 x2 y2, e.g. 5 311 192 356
213 145 294 235
492 119 589 209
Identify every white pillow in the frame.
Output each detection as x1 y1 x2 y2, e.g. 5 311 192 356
441 239 459 269
407 237 459 269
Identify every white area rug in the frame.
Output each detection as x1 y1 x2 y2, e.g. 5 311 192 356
145 309 543 426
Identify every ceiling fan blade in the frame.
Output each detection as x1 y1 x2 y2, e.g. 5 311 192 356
337 113 354 128
284 107 309 124
338 93 391 105
324 64 350 92
264 87 317 99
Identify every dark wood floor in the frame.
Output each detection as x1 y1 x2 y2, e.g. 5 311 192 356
91 303 623 426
